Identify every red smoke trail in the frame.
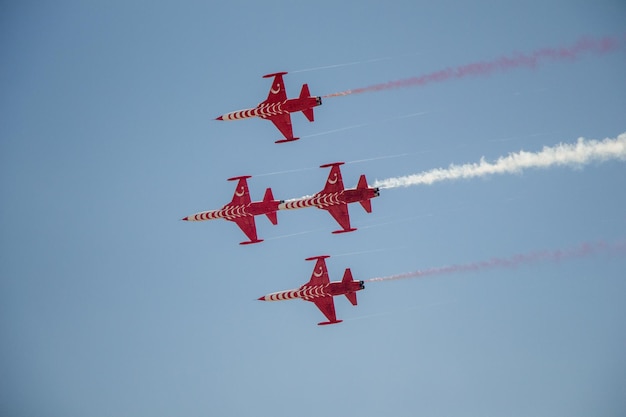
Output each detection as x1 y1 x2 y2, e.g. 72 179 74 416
324 36 621 98
366 240 626 283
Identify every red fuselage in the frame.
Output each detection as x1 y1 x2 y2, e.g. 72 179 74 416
217 96 322 121
183 199 281 222
259 280 364 302
278 187 380 211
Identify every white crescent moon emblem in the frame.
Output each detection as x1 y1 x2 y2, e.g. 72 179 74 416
271 84 281 94
328 173 338 185
235 186 245 197
314 266 324 277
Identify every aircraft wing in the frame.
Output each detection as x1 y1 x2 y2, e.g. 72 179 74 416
321 164 345 194
230 216 261 244
312 296 338 323
263 113 295 142
306 257 330 286
229 176 252 206
324 203 353 232
263 72 288 103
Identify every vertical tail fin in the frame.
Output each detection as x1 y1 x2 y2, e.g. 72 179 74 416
300 84 315 122
357 175 373 213
263 188 278 225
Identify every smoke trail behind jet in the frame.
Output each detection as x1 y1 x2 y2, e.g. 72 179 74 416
366 241 626 283
373 133 626 189
324 36 620 98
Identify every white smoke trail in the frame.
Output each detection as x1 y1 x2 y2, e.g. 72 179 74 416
373 133 626 189
283 194 314 203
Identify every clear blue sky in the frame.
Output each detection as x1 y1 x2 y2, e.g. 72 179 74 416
2 1 625 416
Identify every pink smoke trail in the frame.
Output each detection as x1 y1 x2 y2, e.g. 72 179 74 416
324 36 621 98
366 240 626 283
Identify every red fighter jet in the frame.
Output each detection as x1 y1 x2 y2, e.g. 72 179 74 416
278 162 380 233
215 72 322 143
258 255 365 325
182 176 282 245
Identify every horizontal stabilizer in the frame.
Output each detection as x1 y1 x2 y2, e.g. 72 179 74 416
359 198 372 213
342 268 354 283
343 268 359 306
300 84 315 121
299 83 311 98
345 292 358 306
263 187 275 202
356 174 369 189
266 212 277 225
302 108 315 122
357 175 373 213
265 212 278 225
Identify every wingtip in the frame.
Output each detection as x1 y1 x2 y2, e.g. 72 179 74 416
305 255 331 262
318 320 343 326
215 115 223 121
257 296 266 301
262 71 288 78
332 228 357 234
182 216 189 221
240 239 264 245
274 137 300 144
319 161 345 168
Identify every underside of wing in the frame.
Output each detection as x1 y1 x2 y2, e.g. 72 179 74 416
325 203 353 232
265 113 295 142
312 296 337 324
231 216 261 244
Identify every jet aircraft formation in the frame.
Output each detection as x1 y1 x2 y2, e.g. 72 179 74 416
185 72 377 324
183 162 380 244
